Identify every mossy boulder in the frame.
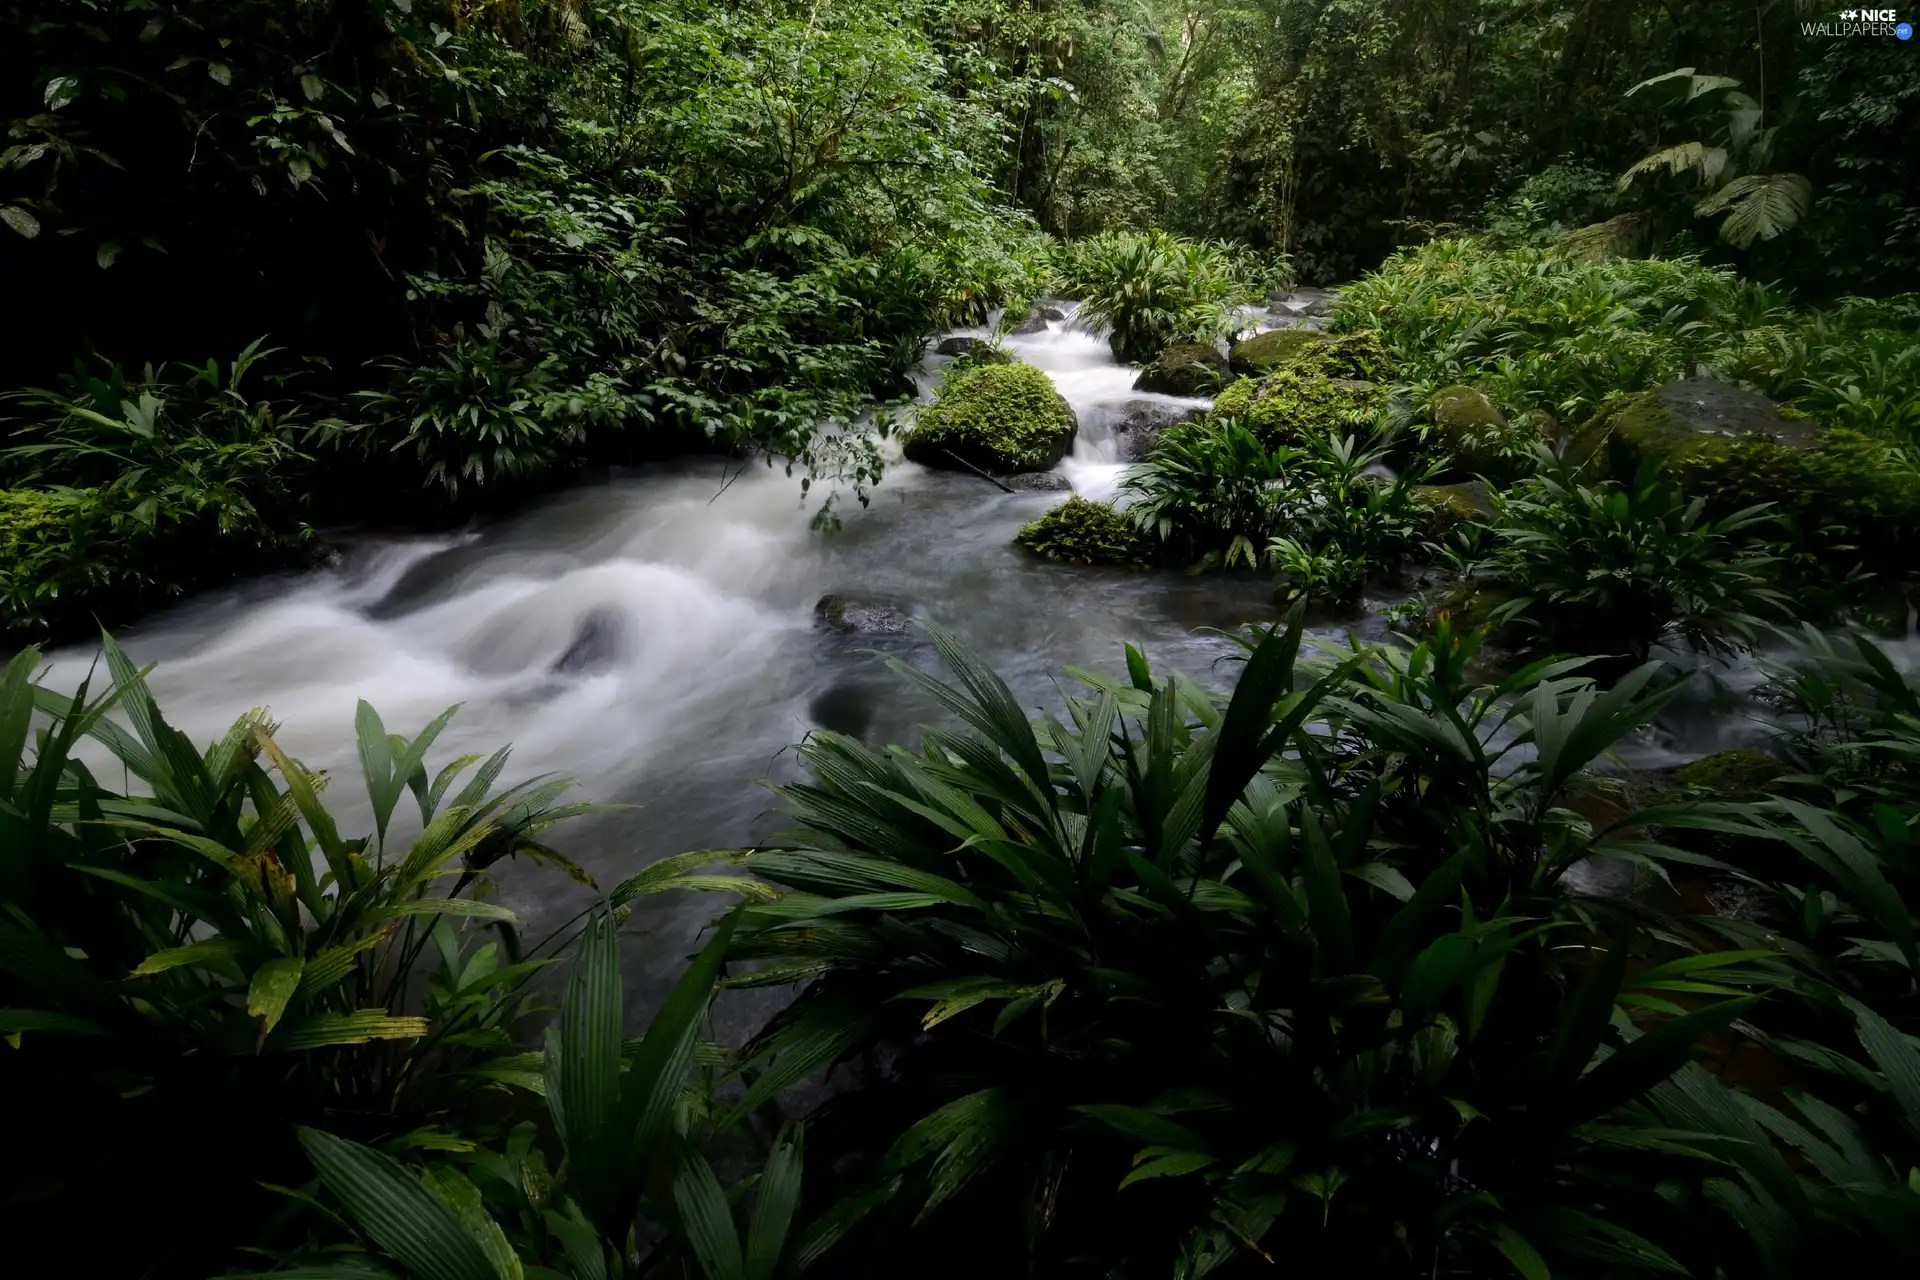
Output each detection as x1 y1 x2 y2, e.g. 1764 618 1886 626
1229 328 1389 380
1410 480 1495 541
1133 342 1229 396
1571 377 1820 475
1420 385 1543 481
1572 378 1920 576
1015 497 1149 567
1208 368 1386 446
2 487 107 638
1228 328 1326 377
1556 212 1651 263
905 363 1078 474
1673 750 1788 802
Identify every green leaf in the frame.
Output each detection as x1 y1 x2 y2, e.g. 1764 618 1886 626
248 956 305 1038
1 206 40 239
673 1147 745 1280
297 1127 500 1280
275 1011 429 1050
1491 1224 1551 1280
1118 1148 1216 1189
745 1126 804 1280
131 937 245 978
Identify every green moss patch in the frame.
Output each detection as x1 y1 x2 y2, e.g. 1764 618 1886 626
1015 497 1150 566
1418 384 1544 481
1208 368 1386 446
1410 481 1494 541
1673 750 1788 801
905 363 1079 474
1134 342 1228 396
1228 328 1393 381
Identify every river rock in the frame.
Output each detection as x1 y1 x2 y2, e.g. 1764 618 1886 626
1039 304 1067 322
935 335 987 357
552 607 631 675
1111 400 1203 460
815 594 914 636
1008 306 1051 335
1004 471 1073 492
903 362 1078 474
1133 342 1229 396
1572 375 1817 475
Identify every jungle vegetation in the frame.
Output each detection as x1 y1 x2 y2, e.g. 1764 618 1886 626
5 4 1920 1278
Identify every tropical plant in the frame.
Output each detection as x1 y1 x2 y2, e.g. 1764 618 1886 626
0 632 746 1276
1466 452 1788 665
1619 68 1812 250
1053 229 1260 362
723 610 1811 1277
271 901 868 1280
1124 423 1428 595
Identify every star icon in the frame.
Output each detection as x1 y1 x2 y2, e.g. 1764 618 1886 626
1841 7 1857 16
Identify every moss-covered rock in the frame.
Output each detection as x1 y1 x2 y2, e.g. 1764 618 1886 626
1229 328 1390 380
1672 750 1788 801
1410 481 1495 541
1556 212 1651 263
1228 328 1325 377
1208 368 1386 446
1133 342 1229 396
905 363 1078 474
1418 385 1543 481
1015 497 1150 567
1572 378 1920 577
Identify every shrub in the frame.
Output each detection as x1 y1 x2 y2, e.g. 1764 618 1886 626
1015 497 1150 566
1467 454 1787 664
0 635 752 1277
727 613 1798 1277
904 363 1078 474
1052 230 1260 363
0 342 313 637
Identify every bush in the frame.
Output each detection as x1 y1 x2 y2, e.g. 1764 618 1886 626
727 613 1809 1277
1465 455 1787 664
1015 497 1150 566
904 363 1078 474
1125 423 1428 594
0 342 313 638
1052 230 1261 363
0 632 792 1277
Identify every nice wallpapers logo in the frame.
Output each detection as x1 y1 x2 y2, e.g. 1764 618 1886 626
1803 7 1914 36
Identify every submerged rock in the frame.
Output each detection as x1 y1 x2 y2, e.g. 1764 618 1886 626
1008 306 1051 335
552 607 631 675
904 362 1078 474
1134 342 1229 396
815 594 914 636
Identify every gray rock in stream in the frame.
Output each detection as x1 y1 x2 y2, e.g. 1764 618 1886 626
1004 471 1073 492
552 607 632 675
815 593 915 636
1112 400 1204 461
934 335 987 357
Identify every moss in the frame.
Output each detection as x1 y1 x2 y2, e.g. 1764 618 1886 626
1134 342 1228 396
1015 497 1150 567
1419 385 1542 481
1208 368 1386 446
950 343 1015 372
1410 481 1494 540
905 363 1078 474
1673 750 1788 801
1556 212 1651 263
1575 385 1920 577
1229 328 1393 380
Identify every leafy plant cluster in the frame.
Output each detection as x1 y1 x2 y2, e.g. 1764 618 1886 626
0 342 313 638
725 611 1920 1277
1050 229 1278 363
1122 421 1428 600
10 603 1920 1278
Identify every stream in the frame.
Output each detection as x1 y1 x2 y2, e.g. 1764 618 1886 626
36 307 1916 1018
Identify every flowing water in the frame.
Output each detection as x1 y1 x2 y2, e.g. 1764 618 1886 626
38 308 1918 1013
